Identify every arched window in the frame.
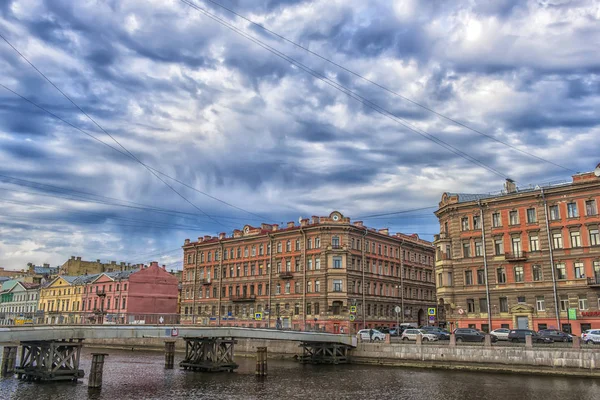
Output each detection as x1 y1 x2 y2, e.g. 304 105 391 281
244 247 249 257
252 246 256 256
286 240 291 252
259 244 264 255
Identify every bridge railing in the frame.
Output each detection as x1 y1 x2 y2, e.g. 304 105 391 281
0 312 180 326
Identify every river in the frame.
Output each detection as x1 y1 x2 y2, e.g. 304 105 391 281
1 348 598 399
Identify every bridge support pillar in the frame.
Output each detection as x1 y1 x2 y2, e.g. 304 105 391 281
255 347 267 376
88 353 108 389
1 346 18 377
164 341 176 369
179 337 238 372
16 340 84 382
299 342 350 365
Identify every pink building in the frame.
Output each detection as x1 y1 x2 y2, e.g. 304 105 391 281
81 262 179 324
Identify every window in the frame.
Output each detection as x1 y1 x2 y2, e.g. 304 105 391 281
275 283 281 295
314 302 320 315
479 298 488 313
307 259 313 270
465 270 473 285
333 257 342 269
475 241 483 257
560 297 569 312
586 200 598 216
567 202 579 218
497 267 506 283
473 215 481 229
462 242 471 258
307 282 312 293
514 266 524 282
499 297 508 313
315 237 320 248
527 208 537 223
286 241 291 252
509 210 519 225
511 237 522 256
589 228 599 246
315 280 320 292
461 217 470 231
517 296 526 303
579 296 588 310
492 213 501 227
532 265 542 281
306 303 311 315
333 280 342 292
494 238 503 255
467 299 475 313
277 242 282 253
252 246 256 256
315 258 320 270
552 232 563 249
259 244 264 255
536 296 545 311
574 262 584 279
529 234 539 252
570 231 581 248
295 239 300 251
556 263 567 280
285 282 291 294
549 205 560 220
332 236 340 249
477 269 485 285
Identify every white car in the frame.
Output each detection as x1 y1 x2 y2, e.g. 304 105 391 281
583 329 600 344
490 328 510 341
357 329 386 342
401 328 438 342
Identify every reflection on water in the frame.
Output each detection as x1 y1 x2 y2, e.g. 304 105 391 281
1 347 598 400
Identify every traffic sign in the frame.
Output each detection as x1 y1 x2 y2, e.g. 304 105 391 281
428 307 436 316
394 306 401 314
429 316 435 322
568 308 577 320
254 312 263 321
350 306 357 313
349 314 356 322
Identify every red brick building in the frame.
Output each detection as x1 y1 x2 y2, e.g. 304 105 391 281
434 164 600 335
181 211 436 333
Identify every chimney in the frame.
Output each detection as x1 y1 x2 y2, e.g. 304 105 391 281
378 228 389 235
354 221 364 227
219 232 226 240
287 221 295 228
505 178 517 194
198 236 204 242
272 224 279 232
204 235 211 241
71 256 75 260
261 223 272 230
300 218 309 227
151 261 158 268
311 216 319 224
96 259 101 263
162 264 166 270
184 239 190 245
111 261 116 265
76 256 81 261
43 263 49 268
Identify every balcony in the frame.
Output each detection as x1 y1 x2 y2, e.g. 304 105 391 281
587 277 600 288
505 251 527 262
279 272 293 279
199 279 212 286
231 295 256 302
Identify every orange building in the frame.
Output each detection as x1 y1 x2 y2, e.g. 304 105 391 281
434 164 600 335
181 211 436 333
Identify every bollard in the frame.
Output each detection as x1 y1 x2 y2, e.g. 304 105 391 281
572 336 581 349
384 334 391 344
525 334 533 348
88 353 108 389
164 341 176 369
484 334 492 347
415 333 423 345
255 347 267 376
1 346 17 377
449 334 456 347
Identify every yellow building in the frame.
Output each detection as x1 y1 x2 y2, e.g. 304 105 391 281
39 275 92 324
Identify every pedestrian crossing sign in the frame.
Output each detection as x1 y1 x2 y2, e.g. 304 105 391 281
254 312 263 320
428 308 436 316
350 306 357 313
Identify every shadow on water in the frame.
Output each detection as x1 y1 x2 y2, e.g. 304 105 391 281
1 347 599 400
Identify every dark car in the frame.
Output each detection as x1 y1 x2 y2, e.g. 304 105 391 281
453 328 497 343
420 326 451 340
538 329 572 342
508 329 553 343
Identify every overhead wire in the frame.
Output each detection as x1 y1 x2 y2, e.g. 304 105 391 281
196 0 576 174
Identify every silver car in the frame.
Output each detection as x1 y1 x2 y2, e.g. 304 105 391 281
490 328 510 341
583 329 600 344
401 328 438 342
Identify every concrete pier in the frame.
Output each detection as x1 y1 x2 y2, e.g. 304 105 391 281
164 341 176 369
1 346 17 377
88 353 108 388
255 347 267 376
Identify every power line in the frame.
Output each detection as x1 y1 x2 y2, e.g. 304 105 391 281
354 206 438 219
0 32 273 226
197 0 576 174
178 0 509 179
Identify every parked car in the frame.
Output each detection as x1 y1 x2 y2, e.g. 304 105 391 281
538 329 572 342
420 326 450 340
401 328 438 342
583 329 600 344
379 327 390 334
453 328 497 343
357 329 386 342
490 328 511 341
508 329 553 343
582 329 592 341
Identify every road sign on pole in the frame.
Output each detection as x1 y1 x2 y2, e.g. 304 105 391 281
350 306 357 313
349 314 356 322
428 308 436 316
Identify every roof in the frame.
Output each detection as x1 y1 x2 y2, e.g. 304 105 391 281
446 192 494 204
445 180 574 205
34 266 58 275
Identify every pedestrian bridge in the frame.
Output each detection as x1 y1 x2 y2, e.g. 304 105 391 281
0 325 357 347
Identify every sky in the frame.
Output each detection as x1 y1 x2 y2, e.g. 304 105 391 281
0 0 599 271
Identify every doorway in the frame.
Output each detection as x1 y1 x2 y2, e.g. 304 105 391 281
418 309 425 326
517 316 529 329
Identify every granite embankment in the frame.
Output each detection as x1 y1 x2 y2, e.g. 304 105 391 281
84 338 600 377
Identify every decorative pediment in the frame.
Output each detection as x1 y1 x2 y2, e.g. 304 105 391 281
510 303 534 314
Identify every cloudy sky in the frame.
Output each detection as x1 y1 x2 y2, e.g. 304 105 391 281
0 0 599 271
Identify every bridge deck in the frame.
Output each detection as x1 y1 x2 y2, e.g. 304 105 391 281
0 326 356 347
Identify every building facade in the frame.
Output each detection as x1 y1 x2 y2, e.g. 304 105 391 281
181 211 436 333
38 275 90 324
434 165 600 335
0 282 40 325
59 256 137 276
